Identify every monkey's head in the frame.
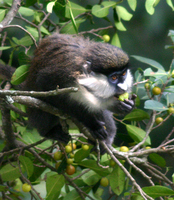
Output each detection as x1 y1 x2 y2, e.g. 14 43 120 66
75 39 134 114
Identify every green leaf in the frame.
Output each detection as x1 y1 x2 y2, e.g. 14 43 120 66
11 65 29 85
132 55 165 71
18 52 31 65
144 68 167 78
164 85 174 93
0 185 8 192
2 0 12 6
60 17 86 34
126 124 151 145
108 164 125 195
68 1 78 34
0 162 23 181
81 170 101 186
22 130 42 144
46 1 55 13
78 160 111 177
26 26 39 40
25 0 37 7
40 26 51 35
149 153 166 167
144 100 168 111
19 156 34 178
115 20 127 31
65 1 87 18
53 1 66 19
18 6 34 16
74 147 92 163
12 36 33 46
0 9 6 22
63 188 91 200
111 33 121 47
127 0 137 11
123 109 150 121
0 46 11 50
142 185 174 198
145 0 156 15
116 6 133 21
92 1 117 18
132 55 166 78
166 0 174 10
46 173 65 200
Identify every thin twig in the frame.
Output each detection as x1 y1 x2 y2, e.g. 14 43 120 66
101 142 154 200
0 0 22 28
2 24 38 47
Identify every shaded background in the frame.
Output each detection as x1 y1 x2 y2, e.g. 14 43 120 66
2 0 174 152
1 0 174 190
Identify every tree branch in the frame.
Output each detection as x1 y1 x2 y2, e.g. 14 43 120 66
0 0 22 29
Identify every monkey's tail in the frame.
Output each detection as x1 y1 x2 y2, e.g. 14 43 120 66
0 63 16 81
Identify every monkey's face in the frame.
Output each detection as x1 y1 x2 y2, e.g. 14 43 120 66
76 64 134 114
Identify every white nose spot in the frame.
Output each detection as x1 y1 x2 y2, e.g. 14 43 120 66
117 82 127 91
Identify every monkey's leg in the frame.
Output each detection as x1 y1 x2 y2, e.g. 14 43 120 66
27 108 70 143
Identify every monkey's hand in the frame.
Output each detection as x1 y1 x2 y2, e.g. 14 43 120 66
119 94 137 113
90 120 108 140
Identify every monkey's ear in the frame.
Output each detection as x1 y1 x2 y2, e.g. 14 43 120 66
82 61 91 76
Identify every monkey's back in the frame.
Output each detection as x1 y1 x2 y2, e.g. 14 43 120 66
24 34 91 91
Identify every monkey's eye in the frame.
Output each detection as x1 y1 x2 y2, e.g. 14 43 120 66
122 71 127 76
111 75 117 80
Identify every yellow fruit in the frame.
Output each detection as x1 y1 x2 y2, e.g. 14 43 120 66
103 35 110 42
145 146 151 149
100 177 109 187
144 82 150 89
118 92 129 101
70 143 77 150
22 183 31 192
65 145 72 153
155 117 163 124
168 107 174 114
120 146 129 152
152 86 161 95
70 153 75 158
67 158 73 165
53 151 62 160
82 144 89 151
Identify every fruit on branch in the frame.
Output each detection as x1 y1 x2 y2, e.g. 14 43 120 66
120 146 129 152
168 107 174 114
144 82 150 89
82 144 90 151
65 145 72 153
155 117 163 125
54 151 63 160
103 34 110 42
100 177 109 187
67 158 73 165
66 164 76 175
152 86 161 95
22 183 31 192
